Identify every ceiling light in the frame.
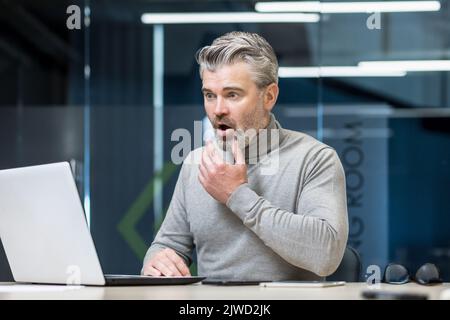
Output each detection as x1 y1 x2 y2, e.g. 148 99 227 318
141 12 320 24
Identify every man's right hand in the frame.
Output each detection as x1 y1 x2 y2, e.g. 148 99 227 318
142 248 191 277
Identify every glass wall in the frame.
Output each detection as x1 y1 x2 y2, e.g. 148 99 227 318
1 0 449 280
320 0 450 279
0 0 86 279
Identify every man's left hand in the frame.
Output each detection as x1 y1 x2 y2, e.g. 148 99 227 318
198 139 247 204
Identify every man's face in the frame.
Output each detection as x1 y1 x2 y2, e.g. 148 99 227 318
201 62 270 147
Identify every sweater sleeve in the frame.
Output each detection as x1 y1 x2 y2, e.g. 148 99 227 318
141 161 194 274
226 147 349 277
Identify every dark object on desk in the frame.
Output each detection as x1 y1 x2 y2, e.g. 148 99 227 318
415 263 443 285
383 262 443 285
104 275 206 286
327 246 361 282
260 281 345 288
384 263 411 284
202 279 266 286
362 290 428 300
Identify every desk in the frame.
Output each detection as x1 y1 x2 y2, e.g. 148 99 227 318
0 282 449 300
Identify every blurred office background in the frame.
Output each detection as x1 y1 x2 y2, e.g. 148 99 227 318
0 0 449 281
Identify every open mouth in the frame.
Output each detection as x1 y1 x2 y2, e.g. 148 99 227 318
218 124 231 131
216 123 234 138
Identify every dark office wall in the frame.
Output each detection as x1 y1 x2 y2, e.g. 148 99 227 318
86 18 156 274
0 107 84 280
389 118 450 280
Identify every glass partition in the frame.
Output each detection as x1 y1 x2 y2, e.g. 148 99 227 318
1 0 449 280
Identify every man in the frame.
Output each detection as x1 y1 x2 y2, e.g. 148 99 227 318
142 31 348 280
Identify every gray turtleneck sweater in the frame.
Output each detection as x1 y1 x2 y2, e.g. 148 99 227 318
142 114 348 280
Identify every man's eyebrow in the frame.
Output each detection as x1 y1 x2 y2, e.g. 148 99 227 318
223 86 245 92
201 87 245 94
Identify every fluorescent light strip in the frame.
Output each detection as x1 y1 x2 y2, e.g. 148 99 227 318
141 12 320 24
323 1 441 13
255 1 441 13
359 60 450 72
256 1 320 12
279 66 406 78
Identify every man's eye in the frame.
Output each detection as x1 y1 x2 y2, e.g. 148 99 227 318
205 93 215 99
228 92 238 99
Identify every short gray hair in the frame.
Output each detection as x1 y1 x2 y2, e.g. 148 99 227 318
195 31 278 88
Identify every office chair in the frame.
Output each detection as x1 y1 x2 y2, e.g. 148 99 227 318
326 246 362 282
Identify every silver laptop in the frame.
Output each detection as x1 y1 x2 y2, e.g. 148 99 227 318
0 162 205 286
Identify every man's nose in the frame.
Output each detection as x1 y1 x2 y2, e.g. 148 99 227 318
213 96 229 117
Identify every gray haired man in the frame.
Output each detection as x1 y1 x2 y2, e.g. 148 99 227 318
142 31 349 281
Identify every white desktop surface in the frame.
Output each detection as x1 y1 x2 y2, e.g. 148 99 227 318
0 282 449 300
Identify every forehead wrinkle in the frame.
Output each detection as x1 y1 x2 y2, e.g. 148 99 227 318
202 63 256 94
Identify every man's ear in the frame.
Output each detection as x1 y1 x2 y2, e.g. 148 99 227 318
263 83 279 112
